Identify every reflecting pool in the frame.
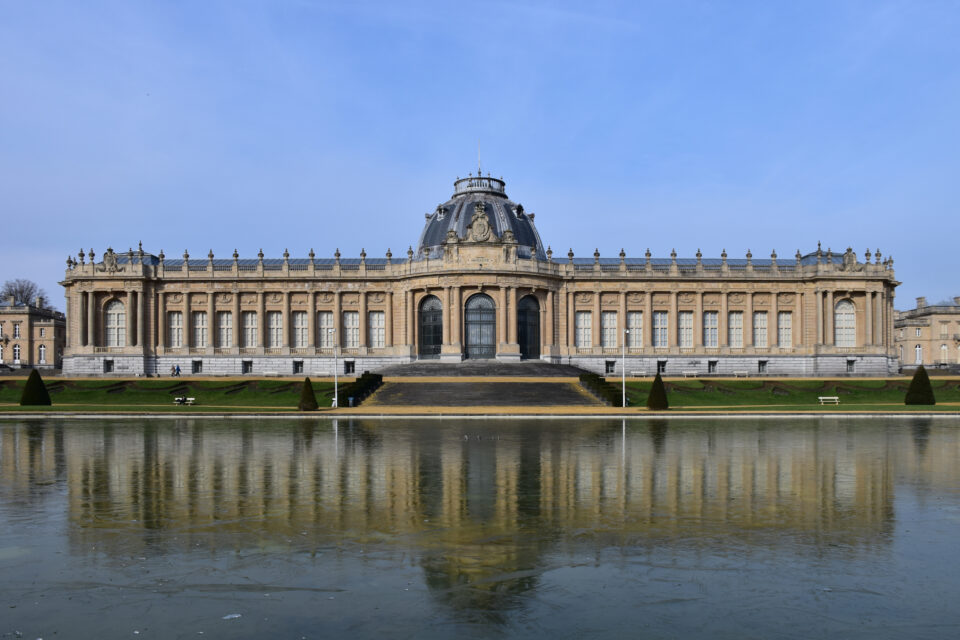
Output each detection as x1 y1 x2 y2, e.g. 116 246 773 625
2 417 959 638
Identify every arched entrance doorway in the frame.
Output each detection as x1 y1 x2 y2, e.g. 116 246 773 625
419 295 442 359
518 295 540 360
465 293 496 359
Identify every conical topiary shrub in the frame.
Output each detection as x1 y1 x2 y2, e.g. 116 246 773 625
646 372 669 410
298 377 319 411
905 365 936 405
19 369 52 406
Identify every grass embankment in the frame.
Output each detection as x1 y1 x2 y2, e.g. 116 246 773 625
0 378 338 413
616 378 960 412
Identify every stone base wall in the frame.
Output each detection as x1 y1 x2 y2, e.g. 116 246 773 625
567 354 899 377
63 355 412 377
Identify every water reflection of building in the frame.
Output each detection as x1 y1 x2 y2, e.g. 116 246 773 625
3 418 960 612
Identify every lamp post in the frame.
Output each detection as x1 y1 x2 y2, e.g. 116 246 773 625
327 327 338 408
622 329 630 408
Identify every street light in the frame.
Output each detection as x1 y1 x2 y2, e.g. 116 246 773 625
622 329 630 408
327 327 338 408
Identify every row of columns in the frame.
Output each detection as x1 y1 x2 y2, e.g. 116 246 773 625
76 290 144 348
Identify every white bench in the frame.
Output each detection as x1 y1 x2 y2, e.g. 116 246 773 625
263 371 279 377
629 370 647 377
682 370 698 378
173 396 196 406
733 371 749 378
818 396 840 405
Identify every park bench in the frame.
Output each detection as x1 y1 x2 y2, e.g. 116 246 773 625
733 371 749 377
263 371 279 377
682 370 698 378
818 396 840 405
173 397 197 406
629 370 647 377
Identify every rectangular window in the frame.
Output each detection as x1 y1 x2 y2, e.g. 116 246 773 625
103 359 113 374
575 311 592 348
728 311 743 347
605 360 616 374
368 311 385 348
40 328 45 338
657 360 667 374
846 359 855 373
708 360 718 374
601 311 617 348
753 311 768 348
293 360 304 374
167 311 183 348
242 360 253 374
626 311 642 347
758 360 767 374
939 323 949 338
777 311 792 347
0 324 4 339
342 311 359 348
703 311 718 347
14 323 21 339
241 311 258 348
678 311 693 348
652 311 668 347
318 311 334 347
192 360 202 374
266 311 283 348
192 311 207 348
344 360 355 375
293 311 308 348
217 311 232 348
916 328 921 337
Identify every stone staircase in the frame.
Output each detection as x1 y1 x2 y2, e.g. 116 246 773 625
367 380 602 407
378 360 588 377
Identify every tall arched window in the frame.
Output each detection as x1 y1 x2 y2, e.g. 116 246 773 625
915 344 923 364
834 300 856 347
104 300 126 347
38 344 46 364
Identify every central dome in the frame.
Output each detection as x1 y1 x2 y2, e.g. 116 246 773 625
414 174 546 260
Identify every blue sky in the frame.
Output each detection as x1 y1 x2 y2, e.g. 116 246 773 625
2 0 958 310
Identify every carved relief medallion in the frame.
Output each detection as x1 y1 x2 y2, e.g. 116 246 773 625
218 293 232 304
370 293 385 303
652 293 669 305
678 293 694 304
778 293 795 305
320 293 333 303
728 293 745 305
575 293 593 304
469 202 492 242
627 292 645 304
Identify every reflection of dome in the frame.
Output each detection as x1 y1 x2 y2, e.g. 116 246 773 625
415 174 546 260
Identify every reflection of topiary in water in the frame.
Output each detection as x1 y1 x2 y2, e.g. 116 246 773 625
19 369 52 406
904 366 936 405
298 377 319 411
646 372 669 410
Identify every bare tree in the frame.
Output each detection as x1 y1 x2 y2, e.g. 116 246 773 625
1 279 48 307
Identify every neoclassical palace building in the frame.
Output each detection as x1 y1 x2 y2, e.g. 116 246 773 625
60 173 900 376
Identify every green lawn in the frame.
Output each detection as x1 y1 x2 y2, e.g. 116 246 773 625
0 378 337 412
619 378 960 409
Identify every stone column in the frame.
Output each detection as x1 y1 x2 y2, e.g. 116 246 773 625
405 290 414 346
308 291 316 348
644 291 653 348
208 291 216 349
232 292 241 348
184 294 192 349
694 292 703 347
358 291 367 348
451 287 460 347
126 290 134 347
744 293 753 347
282 291 291 348
78 292 86 347
509 287 518 345
770 293 778 348
498 288 507 346
720 291 728 347
669 291 678 348
157 291 166 349
796 291 803 347
385 291 393 347
546 290 554 347
592 290 601 348
826 290 834 345
258 291 266 348
876 291 884 347
619 291 627 348
333 291 341 349
565 291 574 349
65 294 72 349
442 287 451 345
137 290 145 349
87 291 95 347
816 290 823 345
865 291 873 346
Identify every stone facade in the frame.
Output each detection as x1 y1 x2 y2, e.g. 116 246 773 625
0 296 66 369
894 296 960 368
60 174 900 377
